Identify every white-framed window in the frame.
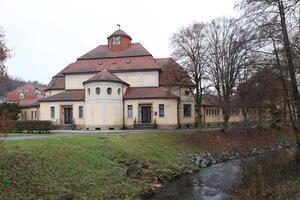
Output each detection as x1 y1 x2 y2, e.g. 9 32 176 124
128 105 133 117
118 88 121 95
79 106 83 119
112 36 120 45
159 104 165 117
184 104 192 117
20 93 24 100
50 106 55 119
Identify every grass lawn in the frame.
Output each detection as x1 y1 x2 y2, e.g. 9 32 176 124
0 127 298 199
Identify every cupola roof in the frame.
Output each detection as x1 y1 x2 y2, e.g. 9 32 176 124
83 70 129 86
107 29 132 40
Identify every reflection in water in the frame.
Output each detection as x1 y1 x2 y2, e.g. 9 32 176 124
150 160 242 200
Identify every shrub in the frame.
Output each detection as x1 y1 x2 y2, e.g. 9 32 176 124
13 120 53 133
0 103 21 135
230 152 300 200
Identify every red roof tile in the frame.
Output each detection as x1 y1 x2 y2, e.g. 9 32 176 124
155 58 194 86
78 43 150 60
5 83 45 102
40 90 85 102
45 76 65 91
123 88 178 99
61 56 161 74
107 29 132 40
19 99 40 108
83 70 129 85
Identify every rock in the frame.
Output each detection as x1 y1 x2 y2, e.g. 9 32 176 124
195 157 202 166
184 170 194 174
200 159 210 168
210 158 217 165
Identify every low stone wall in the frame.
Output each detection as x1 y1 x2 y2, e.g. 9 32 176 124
185 141 297 168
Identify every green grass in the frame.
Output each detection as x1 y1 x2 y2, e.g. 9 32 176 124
0 132 199 200
0 128 298 199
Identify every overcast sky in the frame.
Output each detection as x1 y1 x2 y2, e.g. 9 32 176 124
1 0 238 84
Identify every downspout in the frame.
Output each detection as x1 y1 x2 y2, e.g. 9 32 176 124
122 85 125 129
177 86 181 129
203 107 206 125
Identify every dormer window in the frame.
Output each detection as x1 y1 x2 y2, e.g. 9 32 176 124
112 36 120 45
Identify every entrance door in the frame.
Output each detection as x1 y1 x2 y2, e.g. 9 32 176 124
64 108 73 124
141 106 151 123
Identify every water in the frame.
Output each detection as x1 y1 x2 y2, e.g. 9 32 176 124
149 160 242 200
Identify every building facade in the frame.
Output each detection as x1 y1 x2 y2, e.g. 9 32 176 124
39 29 195 130
5 83 45 102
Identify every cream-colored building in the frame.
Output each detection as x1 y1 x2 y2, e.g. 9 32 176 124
29 29 195 130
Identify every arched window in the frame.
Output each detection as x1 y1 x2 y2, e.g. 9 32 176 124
87 88 90 95
96 87 100 95
20 93 24 100
118 88 121 95
107 87 112 95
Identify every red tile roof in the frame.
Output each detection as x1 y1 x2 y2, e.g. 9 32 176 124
45 76 65 91
83 70 129 85
123 88 178 99
40 90 85 102
19 99 40 108
107 29 132 40
78 43 150 60
5 83 45 102
60 56 161 74
155 58 194 86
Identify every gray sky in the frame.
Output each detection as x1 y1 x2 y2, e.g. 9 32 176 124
1 0 237 84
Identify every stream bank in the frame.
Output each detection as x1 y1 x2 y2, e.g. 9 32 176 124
145 142 298 200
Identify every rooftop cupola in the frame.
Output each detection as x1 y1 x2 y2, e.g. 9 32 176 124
107 29 132 51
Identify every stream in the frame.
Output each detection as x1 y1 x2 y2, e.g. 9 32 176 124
149 160 242 200
149 147 298 200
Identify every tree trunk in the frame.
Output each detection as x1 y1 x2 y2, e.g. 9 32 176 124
223 107 230 133
278 0 300 122
197 109 202 129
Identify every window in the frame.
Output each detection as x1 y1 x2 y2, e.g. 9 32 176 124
159 104 165 117
79 106 83 118
184 104 192 117
87 88 90 95
31 111 34 119
107 87 112 95
34 111 37 119
118 88 121 95
112 36 120 45
22 111 26 120
96 87 100 95
184 91 190 96
20 93 24 100
51 106 55 119
128 105 133 117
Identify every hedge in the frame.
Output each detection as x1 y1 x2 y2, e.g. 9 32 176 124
14 120 53 133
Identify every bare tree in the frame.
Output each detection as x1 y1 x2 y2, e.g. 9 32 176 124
206 17 254 132
170 23 209 128
237 0 300 145
0 27 10 138
0 27 9 82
